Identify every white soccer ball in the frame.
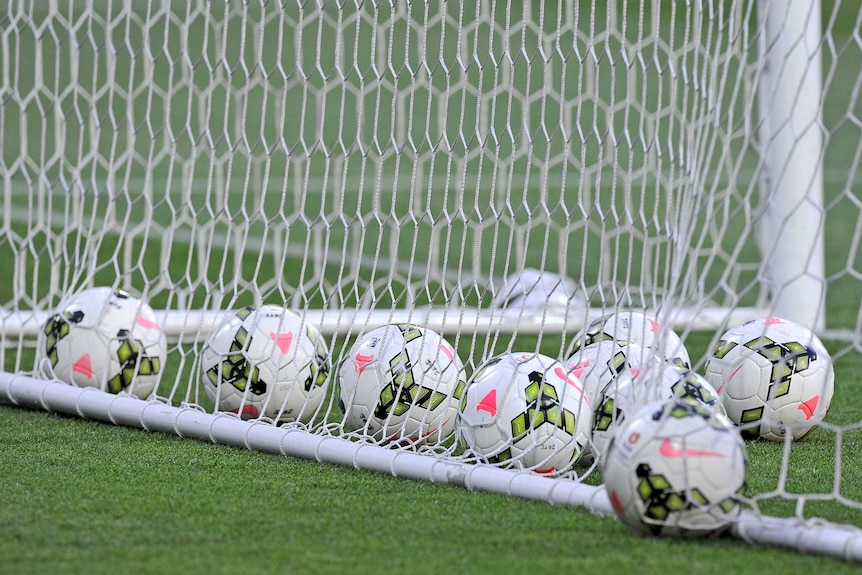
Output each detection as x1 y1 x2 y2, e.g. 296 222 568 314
201 305 331 424
592 362 724 463
564 341 660 407
603 398 748 538
704 316 834 441
493 269 587 316
337 324 465 446
567 310 691 368
457 352 592 474
39 287 166 399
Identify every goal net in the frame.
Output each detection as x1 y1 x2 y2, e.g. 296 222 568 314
2 0 861 561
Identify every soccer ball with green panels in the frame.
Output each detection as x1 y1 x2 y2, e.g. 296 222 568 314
705 316 834 441
337 324 466 446
603 398 748 538
457 352 592 475
39 287 166 400
201 305 331 424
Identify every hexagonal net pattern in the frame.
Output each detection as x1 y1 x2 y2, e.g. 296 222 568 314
4 1 862 559
2 1 778 328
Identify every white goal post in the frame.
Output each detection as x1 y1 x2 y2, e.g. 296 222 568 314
758 0 826 332
3 0 862 563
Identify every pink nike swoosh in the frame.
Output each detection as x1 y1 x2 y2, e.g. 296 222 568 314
659 437 723 458
553 366 591 408
136 314 162 331
355 353 375 375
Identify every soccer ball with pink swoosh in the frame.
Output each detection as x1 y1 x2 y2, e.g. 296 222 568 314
603 398 748 538
565 340 661 408
704 316 834 441
567 310 691 369
591 361 724 465
201 305 331 424
39 287 167 399
336 324 465 446
456 352 592 475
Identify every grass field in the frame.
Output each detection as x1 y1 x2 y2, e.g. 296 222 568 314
3 404 860 575
2 402 861 575
4 1 862 572
2 333 862 574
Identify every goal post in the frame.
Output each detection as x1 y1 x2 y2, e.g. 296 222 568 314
758 0 826 331
3 0 862 564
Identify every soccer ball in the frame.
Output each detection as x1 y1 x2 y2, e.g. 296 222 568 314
493 269 587 316
457 352 592 474
592 362 724 463
565 341 660 406
39 287 166 399
704 316 834 441
603 398 748 538
567 310 691 368
337 324 466 446
201 305 331 424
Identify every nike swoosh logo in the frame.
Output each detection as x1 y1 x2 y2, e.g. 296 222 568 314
553 366 591 408
136 314 162 331
659 437 724 458
355 353 375 375
570 359 590 379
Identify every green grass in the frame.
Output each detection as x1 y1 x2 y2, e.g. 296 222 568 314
3 0 862 572
2 405 860 575
2 333 862 573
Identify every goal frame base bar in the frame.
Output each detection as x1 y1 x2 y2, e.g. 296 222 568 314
2 306 767 341
1 371 861 563
0 370 611 508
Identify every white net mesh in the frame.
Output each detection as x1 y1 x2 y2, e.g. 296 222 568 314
2 0 773 319
3 0 862 560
